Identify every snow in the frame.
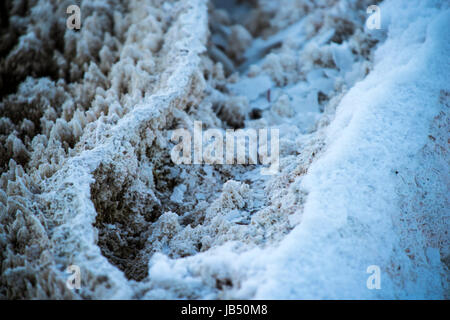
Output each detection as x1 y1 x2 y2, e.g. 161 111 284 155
170 184 187 204
146 0 450 299
0 0 448 300
228 74 273 102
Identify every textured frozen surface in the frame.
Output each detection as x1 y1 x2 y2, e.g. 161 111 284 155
0 0 448 299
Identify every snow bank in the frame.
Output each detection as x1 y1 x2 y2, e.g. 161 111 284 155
145 0 449 299
0 0 448 299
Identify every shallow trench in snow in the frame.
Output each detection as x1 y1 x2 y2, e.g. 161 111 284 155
0 0 448 299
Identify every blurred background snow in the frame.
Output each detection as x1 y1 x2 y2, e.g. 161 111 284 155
0 0 448 299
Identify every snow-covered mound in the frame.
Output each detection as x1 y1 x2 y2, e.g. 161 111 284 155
0 0 448 299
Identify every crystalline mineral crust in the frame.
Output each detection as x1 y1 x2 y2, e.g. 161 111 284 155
0 0 448 299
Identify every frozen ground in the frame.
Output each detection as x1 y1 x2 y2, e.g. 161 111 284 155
0 0 448 299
